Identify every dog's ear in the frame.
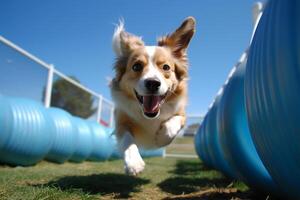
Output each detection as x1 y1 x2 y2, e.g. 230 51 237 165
112 21 144 57
158 17 195 60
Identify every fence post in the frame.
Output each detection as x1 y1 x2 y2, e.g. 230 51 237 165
96 95 103 123
162 148 166 158
250 2 264 43
109 106 114 128
44 64 54 108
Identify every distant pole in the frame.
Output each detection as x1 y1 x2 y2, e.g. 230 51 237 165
109 106 114 127
44 64 54 108
162 148 166 158
96 95 103 123
251 2 264 43
252 2 263 26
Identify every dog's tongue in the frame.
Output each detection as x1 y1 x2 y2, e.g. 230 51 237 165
143 96 160 113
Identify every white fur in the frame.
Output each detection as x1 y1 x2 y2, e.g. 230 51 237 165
145 45 156 57
135 46 169 96
119 132 145 175
112 20 125 57
155 115 183 146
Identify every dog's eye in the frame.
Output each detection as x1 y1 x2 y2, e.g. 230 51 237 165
163 64 170 71
132 63 143 72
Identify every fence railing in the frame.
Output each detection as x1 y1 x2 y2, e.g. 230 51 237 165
0 35 115 127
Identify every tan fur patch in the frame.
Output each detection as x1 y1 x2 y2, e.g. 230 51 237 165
158 17 195 67
115 110 143 138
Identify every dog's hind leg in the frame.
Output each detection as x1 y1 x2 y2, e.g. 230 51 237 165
118 132 145 176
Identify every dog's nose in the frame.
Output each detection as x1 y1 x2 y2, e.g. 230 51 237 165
145 78 161 93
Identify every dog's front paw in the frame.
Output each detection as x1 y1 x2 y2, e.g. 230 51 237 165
124 145 145 176
155 124 177 147
155 116 183 147
124 157 145 176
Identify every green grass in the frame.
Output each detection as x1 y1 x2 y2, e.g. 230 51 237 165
0 157 272 200
166 136 197 155
0 137 273 199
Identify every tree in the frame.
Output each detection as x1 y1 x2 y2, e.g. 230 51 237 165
50 76 96 118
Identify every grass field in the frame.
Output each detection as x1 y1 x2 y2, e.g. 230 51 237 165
0 157 274 200
0 137 274 200
165 137 197 155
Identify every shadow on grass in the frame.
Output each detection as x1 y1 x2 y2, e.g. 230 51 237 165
159 160 272 200
170 159 212 176
158 176 232 195
159 159 233 195
32 173 150 198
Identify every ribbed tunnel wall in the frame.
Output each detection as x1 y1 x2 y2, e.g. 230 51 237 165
194 0 300 198
0 95 164 166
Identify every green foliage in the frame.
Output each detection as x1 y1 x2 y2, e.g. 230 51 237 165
50 76 96 118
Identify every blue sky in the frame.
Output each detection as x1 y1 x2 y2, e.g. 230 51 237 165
0 0 262 115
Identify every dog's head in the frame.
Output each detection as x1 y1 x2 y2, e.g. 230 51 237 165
112 17 195 119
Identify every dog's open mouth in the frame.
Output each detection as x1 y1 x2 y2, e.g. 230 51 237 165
134 90 167 119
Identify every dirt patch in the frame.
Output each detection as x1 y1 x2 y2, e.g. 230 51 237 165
163 188 258 200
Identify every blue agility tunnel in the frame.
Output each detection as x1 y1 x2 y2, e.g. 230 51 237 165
195 116 212 166
0 95 165 166
216 59 276 193
69 117 93 162
139 148 165 158
46 108 76 163
245 0 300 198
204 92 236 179
194 123 202 161
88 121 114 161
200 116 213 167
0 96 54 166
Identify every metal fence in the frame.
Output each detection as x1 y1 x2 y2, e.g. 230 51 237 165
0 36 115 127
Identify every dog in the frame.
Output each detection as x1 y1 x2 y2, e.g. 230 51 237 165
110 17 195 175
